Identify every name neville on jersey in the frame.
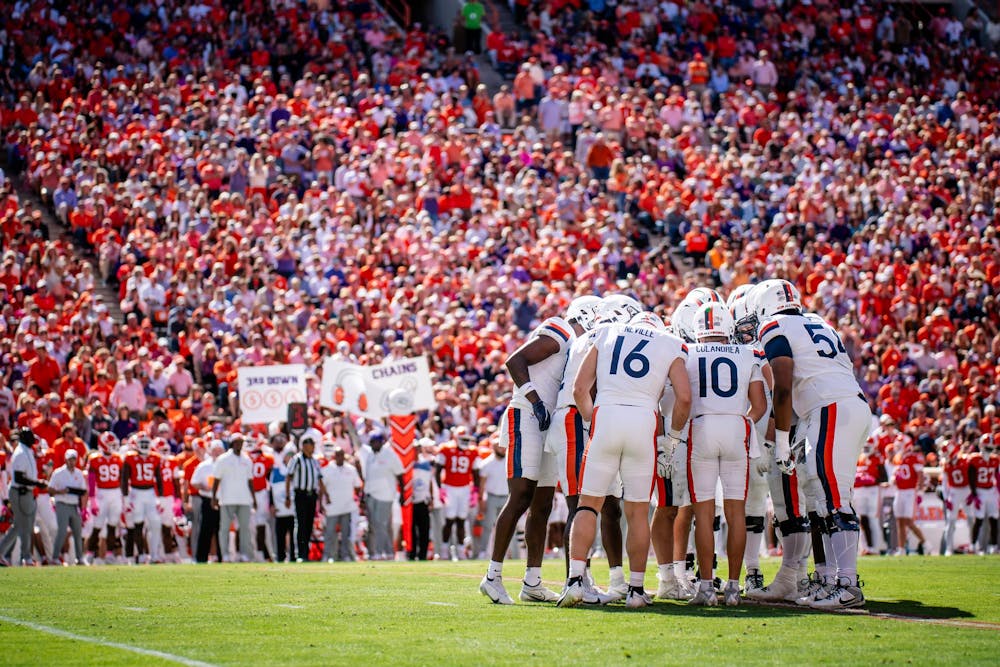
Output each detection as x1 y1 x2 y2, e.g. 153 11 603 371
621 325 657 338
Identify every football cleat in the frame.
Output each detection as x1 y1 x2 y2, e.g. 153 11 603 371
582 579 618 605
520 580 560 603
723 580 741 606
688 585 718 606
744 568 764 594
795 573 830 606
655 571 682 600
556 576 585 608
809 578 865 610
480 575 515 605
625 587 652 609
747 571 799 602
605 581 628 602
674 575 697 600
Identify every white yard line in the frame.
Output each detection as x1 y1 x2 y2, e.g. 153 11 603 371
0 614 218 666
274 604 305 609
425 601 458 607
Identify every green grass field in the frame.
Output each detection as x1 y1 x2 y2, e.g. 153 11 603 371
1 556 997 666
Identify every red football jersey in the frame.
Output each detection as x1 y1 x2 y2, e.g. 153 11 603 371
251 452 274 493
893 452 923 491
942 456 969 490
437 446 478 487
89 452 124 490
968 453 998 490
125 452 161 489
855 451 884 487
160 456 180 497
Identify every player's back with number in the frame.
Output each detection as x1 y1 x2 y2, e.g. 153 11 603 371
438 445 478 487
758 313 859 417
686 343 761 417
593 323 684 409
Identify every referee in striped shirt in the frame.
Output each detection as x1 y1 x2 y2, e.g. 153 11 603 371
285 437 324 562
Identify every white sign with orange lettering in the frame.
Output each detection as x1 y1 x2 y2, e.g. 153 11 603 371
321 356 435 418
237 364 307 424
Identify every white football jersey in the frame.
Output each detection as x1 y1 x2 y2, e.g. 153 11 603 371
592 323 687 411
685 343 764 418
555 328 599 410
758 313 861 417
510 316 575 410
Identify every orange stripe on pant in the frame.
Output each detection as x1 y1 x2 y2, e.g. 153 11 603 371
506 408 517 478
649 409 658 499
742 417 751 500
823 403 841 509
565 409 578 496
686 420 696 503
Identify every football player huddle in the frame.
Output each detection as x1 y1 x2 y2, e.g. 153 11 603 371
480 279 873 611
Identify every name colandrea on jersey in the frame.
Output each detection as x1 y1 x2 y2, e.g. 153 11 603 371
621 325 658 338
694 344 741 353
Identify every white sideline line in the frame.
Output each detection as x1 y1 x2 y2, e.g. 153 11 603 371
275 604 304 609
425 601 458 607
0 614 217 666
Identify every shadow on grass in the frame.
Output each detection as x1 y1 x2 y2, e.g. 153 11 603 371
865 599 975 620
553 599 976 621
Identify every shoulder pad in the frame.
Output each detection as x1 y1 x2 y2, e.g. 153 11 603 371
537 317 573 343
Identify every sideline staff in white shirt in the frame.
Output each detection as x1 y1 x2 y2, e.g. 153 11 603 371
49 449 88 565
321 447 362 562
212 436 257 563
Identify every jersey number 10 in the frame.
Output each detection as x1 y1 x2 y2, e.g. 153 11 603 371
698 357 738 398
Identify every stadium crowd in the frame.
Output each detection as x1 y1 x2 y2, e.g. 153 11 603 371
0 0 998 566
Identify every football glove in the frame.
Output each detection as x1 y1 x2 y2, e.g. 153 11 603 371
655 436 673 478
753 455 771 476
531 400 551 431
967 494 982 510
775 430 795 475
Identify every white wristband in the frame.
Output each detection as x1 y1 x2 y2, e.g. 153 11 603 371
775 430 790 451
520 381 537 397
667 428 684 440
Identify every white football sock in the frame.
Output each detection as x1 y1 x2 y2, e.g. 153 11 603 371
569 559 586 579
831 530 860 585
629 570 645 587
673 560 686 580
524 566 542 586
744 530 763 570
658 563 673 580
608 566 625 586
488 560 503 579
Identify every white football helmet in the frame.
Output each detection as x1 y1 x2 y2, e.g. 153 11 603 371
152 437 170 455
97 431 119 454
136 435 152 455
566 295 602 331
670 299 702 343
683 286 723 307
725 284 754 309
754 279 802 320
598 294 643 324
629 311 667 333
692 302 735 341
729 285 758 344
